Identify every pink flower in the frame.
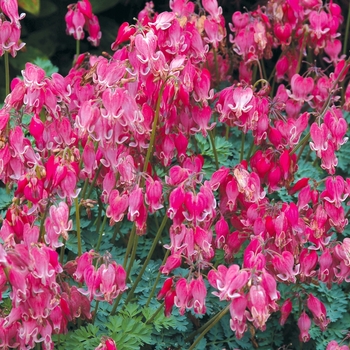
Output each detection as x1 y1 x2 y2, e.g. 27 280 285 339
229 295 248 339
307 293 330 331
279 299 292 326
95 337 118 350
145 177 163 213
98 262 127 303
298 312 311 342
65 0 101 46
326 340 350 350
188 276 207 315
299 249 318 281
106 189 129 224
0 0 25 27
174 278 189 315
287 74 314 102
229 86 254 118
272 251 300 283
208 264 250 300
247 285 270 331
45 202 72 248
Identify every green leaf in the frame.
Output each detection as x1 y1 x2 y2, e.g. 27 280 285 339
105 314 153 350
18 0 40 15
0 186 13 210
56 324 100 350
32 57 58 76
9 46 49 71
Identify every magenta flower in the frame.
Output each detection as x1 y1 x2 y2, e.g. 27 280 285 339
307 293 330 331
298 312 311 342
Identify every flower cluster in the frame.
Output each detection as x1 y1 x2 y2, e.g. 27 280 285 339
65 0 101 46
0 0 25 57
0 0 349 348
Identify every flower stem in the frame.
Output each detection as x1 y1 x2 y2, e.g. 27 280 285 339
208 130 219 170
296 32 307 74
85 164 102 199
39 205 50 243
123 214 168 308
74 197 82 256
145 249 170 307
110 293 122 316
260 58 267 80
125 234 139 279
92 301 99 324
95 214 107 252
59 240 66 264
123 224 136 269
213 49 220 87
343 4 350 56
187 304 230 349
76 40 80 59
4 51 10 97
225 125 230 140
143 81 167 173
145 301 164 325
240 132 245 162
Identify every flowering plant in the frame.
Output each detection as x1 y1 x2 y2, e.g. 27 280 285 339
0 0 350 349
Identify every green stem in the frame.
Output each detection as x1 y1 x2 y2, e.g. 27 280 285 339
95 214 107 252
296 138 308 162
110 293 122 316
59 240 66 264
92 301 99 324
145 249 170 307
85 165 102 199
343 4 350 56
187 305 230 350
95 196 103 233
296 32 307 74
154 213 160 231
123 215 168 308
39 205 50 243
123 224 136 269
126 235 139 274
267 62 277 85
260 58 267 80
110 233 139 314
225 125 230 141
240 132 245 162
208 130 219 170
74 197 82 256
4 51 10 98
213 49 220 87
76 40 80 59
111 221 121 245
253 78 268 89
80 179 89 200
246 141 256 161
252 63 258 84
145 302 164 325
290 131 310 156
143 81 167 173
125 235 139 282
